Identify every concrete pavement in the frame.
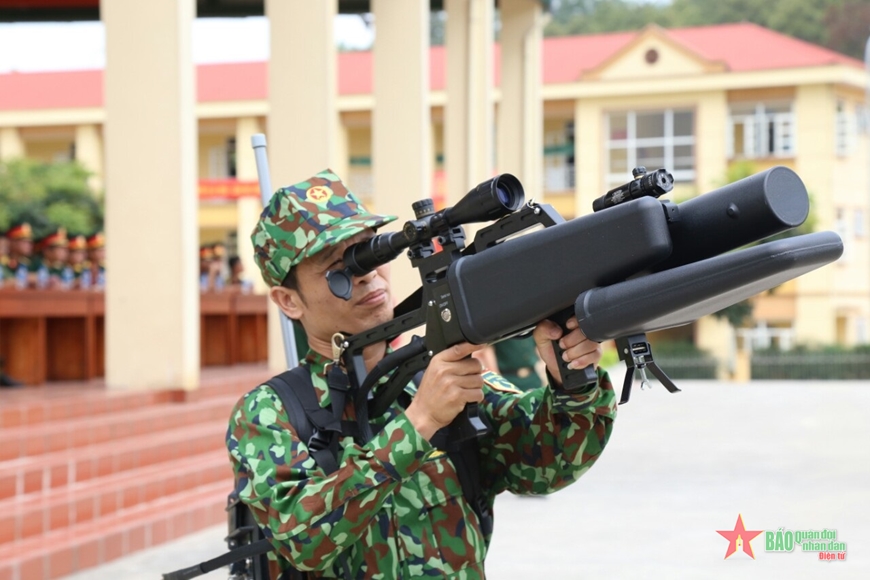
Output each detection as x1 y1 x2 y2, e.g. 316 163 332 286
61 372 870 579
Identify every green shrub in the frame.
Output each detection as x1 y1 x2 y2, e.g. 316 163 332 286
645 340 718 380
751 345 870 380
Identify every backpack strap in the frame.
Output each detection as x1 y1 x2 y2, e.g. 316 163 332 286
449 438 493 541
268 366 345 475
265 365 353 580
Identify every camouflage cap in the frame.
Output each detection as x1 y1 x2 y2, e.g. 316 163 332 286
252 168 397 287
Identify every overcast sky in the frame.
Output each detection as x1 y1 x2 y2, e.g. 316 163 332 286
0 16 374 73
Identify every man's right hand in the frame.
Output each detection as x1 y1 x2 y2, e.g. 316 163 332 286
405 342 486 441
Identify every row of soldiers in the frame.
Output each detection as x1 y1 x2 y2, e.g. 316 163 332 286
199 242 251 293
0 222 106 290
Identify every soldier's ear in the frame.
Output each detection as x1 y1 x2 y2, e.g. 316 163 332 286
269 286 304 321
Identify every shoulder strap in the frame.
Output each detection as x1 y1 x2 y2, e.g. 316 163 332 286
267 366 343 475
267 366 315 443
264 366 353 579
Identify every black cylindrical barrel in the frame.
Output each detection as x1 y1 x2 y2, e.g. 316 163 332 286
653 166 809 272
446 197 672 344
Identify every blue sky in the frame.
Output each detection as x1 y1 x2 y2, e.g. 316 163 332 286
0 15 374 73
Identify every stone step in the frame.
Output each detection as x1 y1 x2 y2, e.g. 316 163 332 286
0 419 229 502
0 363 270 429
0 480 231 580
0 395 240 462
0 450 231 546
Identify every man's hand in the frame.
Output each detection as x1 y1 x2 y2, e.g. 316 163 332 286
533 317 602 387
405 342 486 441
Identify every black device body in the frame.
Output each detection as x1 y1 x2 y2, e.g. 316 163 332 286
334 166 841 439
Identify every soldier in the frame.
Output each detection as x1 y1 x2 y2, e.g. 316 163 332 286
227 169 617 578
1 221 37 288
35 227 72 288
0 229 8 266
0 229 8 288
86 231 105 288
199 244 218 292
67 234 90 288
211 243 227 292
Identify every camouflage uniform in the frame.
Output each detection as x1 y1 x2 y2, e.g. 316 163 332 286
229 169 617 579
35 227 71 280
1 222 37 281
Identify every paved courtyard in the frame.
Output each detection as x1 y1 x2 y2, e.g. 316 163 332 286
63 370 870 579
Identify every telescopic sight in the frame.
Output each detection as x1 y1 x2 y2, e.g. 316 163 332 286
445 173 525 227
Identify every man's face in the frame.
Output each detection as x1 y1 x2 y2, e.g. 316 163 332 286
10 238 32 257
45 246 68 263
282 230 394 341
69 249 86 265
89 247 104 264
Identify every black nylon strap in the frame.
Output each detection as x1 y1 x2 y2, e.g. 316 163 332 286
266 365 353 579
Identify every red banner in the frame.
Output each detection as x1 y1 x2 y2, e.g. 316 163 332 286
198 179 260 201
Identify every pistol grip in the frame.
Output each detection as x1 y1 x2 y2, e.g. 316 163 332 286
549 308 599 392
447 403 489 443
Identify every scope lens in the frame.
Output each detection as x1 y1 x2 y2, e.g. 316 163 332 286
496 185 511 206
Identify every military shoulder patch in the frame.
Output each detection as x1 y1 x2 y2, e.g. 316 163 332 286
482 370 523 394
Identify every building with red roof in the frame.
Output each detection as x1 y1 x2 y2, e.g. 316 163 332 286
0 22 868 353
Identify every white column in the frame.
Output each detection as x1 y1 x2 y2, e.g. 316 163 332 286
0 127 25 160
445 0 494 205
574 99 603 216
266 0 339 371
74 124 104 192
102 0 199 390
497 0 543 199
372 0 431 305
234 116 268 295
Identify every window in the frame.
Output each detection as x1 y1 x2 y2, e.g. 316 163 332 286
543 120 575 192
836 100 853 156
207 137 237 178
857 104 870 135
728 102 795 159
347 156 373 199
606 109 695 186
227 137 237 178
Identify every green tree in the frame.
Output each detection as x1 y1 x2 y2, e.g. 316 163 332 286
824 1 870 60
0 159 103 239
545 0 672 36
544 0 866 59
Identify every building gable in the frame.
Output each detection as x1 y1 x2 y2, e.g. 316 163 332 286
583 25 726 82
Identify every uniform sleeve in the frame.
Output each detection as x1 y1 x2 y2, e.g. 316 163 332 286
479 369 617 496
226 385 436 572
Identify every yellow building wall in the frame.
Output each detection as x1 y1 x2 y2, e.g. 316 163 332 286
793 84 838 345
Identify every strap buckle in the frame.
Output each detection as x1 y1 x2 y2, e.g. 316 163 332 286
307 429 331 453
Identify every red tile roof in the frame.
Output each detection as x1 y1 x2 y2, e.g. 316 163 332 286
667 22 861 72
0 23 862 112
